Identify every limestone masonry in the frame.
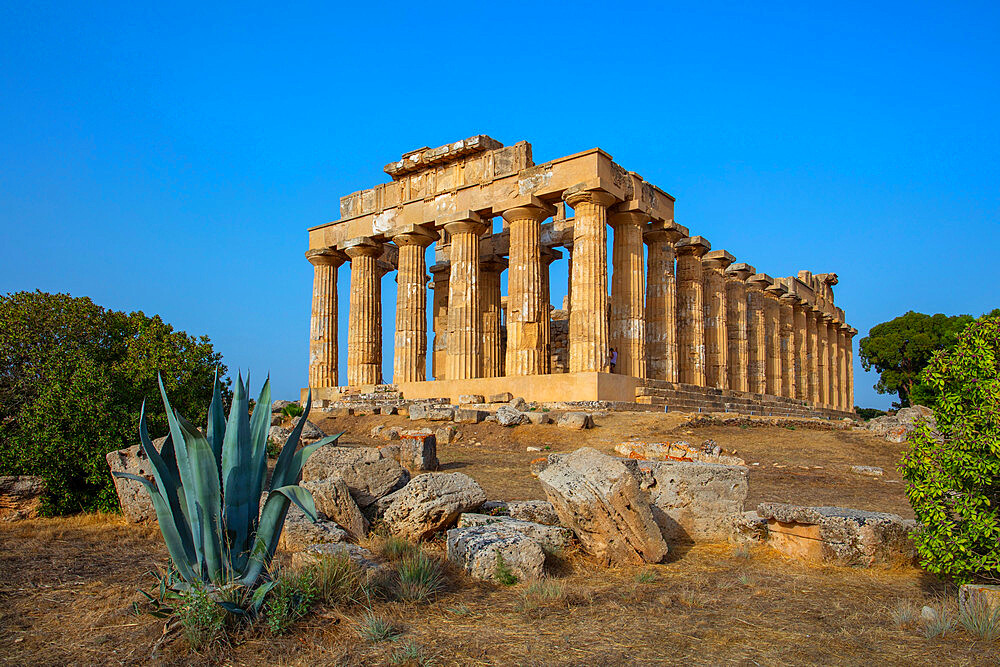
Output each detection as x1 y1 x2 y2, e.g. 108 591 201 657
305 136 856 416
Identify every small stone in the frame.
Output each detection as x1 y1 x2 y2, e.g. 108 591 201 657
435 425 459 445
370 425 386 438
526 446 542 452
921 605 937 622
556 412 594 430
851 465 884 477
270 414 283 426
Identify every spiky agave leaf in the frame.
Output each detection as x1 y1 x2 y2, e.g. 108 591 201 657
221 373 255 574
205 370 226 469
240 484 318 586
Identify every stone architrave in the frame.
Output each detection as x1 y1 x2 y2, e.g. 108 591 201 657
724 263 754 392
429 262 449 380
702 250 735 390
763 282 785 396
390 227 436 383
480 255 507 378
565 186 618 373
444 213 489 380
306 248 347 388
779 292 797 399
793 295 809 401
828 318 841 410
644 221 687 382
675 236 711 386
608 206 650 378
344 237 383 386
746 274 772 395
502 196 555 376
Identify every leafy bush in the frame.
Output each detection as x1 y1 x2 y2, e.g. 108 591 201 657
176 582 227 649
855 407 888 421
0 291 229 514
395 552 445 602
902 315 1000 582
264 570 317 635
281 404 304 418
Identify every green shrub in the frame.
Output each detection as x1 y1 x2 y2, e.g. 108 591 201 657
855 407 888 421
395 552 445 602
493 552 518 586
0 291 230 514
176 582 227 649
264 570 317 635
281 404 304 418
901 315 1000 582
356 610 398 643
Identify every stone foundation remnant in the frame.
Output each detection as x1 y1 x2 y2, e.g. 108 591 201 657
304 135 856 416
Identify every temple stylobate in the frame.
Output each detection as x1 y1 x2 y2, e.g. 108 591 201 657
305 136 856 416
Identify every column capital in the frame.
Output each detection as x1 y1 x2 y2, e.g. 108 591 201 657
306 247 348 267
765 282 788 297
703 249 736 270
499 195 556 223
608 209 651 229
562 184 617 208
541 246 562 265
441 211 488 237
479 254 508 272
342 237 383 259
644 219 688 244
674 236 711 257
747 273 774 291
389 224 438 247
725 262 755 281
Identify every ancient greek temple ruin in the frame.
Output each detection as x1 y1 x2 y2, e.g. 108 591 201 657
305 136 856 416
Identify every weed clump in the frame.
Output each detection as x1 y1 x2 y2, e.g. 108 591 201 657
395 551 445 602
264 570 316 635
356 610 398 644
959 595 1000 640
176 582 226 649
493 552 518 586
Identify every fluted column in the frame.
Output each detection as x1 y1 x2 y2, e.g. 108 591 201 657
390 228 435 383
444 214 488 380
746 274 770 394
807 307 821 405
828 318 840 410
793 296 809 401
644 222 686 382
502 197 554 376
541 247 561 374
817 313 830 407
675 236 711 386
703 250 734 390
345 238 383 386
565 186 617 373
724 263 754 392
763 283 784 396
609 209 649 378
838 325 850 411
846 327 857 410
480 255 507 378
778 292 797 399
429 263 449 380
306 248 347 388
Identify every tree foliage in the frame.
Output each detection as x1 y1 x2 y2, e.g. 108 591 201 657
858 311 975 408
901 314 1000 582
0 291 229 514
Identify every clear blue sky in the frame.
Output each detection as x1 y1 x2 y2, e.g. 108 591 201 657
2 1 997 408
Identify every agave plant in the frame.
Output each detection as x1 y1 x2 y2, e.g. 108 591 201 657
113 372 339 590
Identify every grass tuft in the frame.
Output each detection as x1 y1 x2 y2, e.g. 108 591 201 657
395 552 445 602
959 595 1000 640
378 535 421 562
922 601 957 639
525 579 565 602
390 639 436 666
634 569 657 584
889 600 919 629
309 553 363 605
731 544 752 560
356 610 399 644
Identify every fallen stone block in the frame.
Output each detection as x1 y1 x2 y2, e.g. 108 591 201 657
272 400 295 412
301 477 369 540
426 406 455 421
538 447 667 565
302 446 410 510
446 526 545 582
107 439 167 523
291 542 381 572
960 584 1000 616
633 460 749 542
398 431 439 472
0 475 46 521
556 412 594 429
291 417 327 443
327 407 353 417
453 408 485 424
384 472 486 541
730 510 768 543
458 513 571 553
488 392 513 404
496 404 529 427
458 394 485 405
435 425 458 444
525 411 552 425
615 441 745 466
757 503 917 566
376 406 397 415
481 499 561 526
279 502 348 552
408 403 428 420
508 396 529 412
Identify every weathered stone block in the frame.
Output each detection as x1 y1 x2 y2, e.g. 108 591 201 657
435 425 458 444
279 502 348 552
302 446 410 509
301 476 369 540
106 441 164 523
496 404 529 427
426 406 455 421
556 412 594 429
0 475 45 521
398 431 439 472
446 526 545 582
959 584 1000 616
458 394 485 405
458 513 571 553
525 411 552 425
453 408 486 424
487 392 513 403
291 542 381 572
384 472 486 541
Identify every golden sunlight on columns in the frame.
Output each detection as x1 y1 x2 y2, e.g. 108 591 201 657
792 295 809 401
480 255 507 378
429 263 449 381
763 282 785 396
565 186 617 373
344 237 384 387
644 221 687 382
807 307 822 406
778 291 797 399
746 274 773 395
444 213 489 380
675 236 711 386
846 327 857 410
541 246 561 374
609 208 650 378
306 247 347 388
702 250 735 390
390 227 436 384
828 318 841 410
502 196 555 376
817 313 830 407
724 263 754 392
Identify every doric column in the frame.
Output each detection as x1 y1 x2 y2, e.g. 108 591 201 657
724 263 754 392
502 196 554 376
702 250 735 390
344 237 383 387
565 186 617 373
429 263 449 380
675 236 711 386
644 221 686 382
746 274 772 394
306 248 347 388
609 207 650 378
480 255 507 378
846 327 857 410
779 291 797 398
837 324 849 411
817 313 830 407
763 282 785 396
444 213 489 380
541 246 561 374
828 318 840 410
807 307 821 406
792 295 809 401
390 227 436 384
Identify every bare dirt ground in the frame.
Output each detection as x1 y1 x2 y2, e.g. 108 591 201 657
0 412 991 666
